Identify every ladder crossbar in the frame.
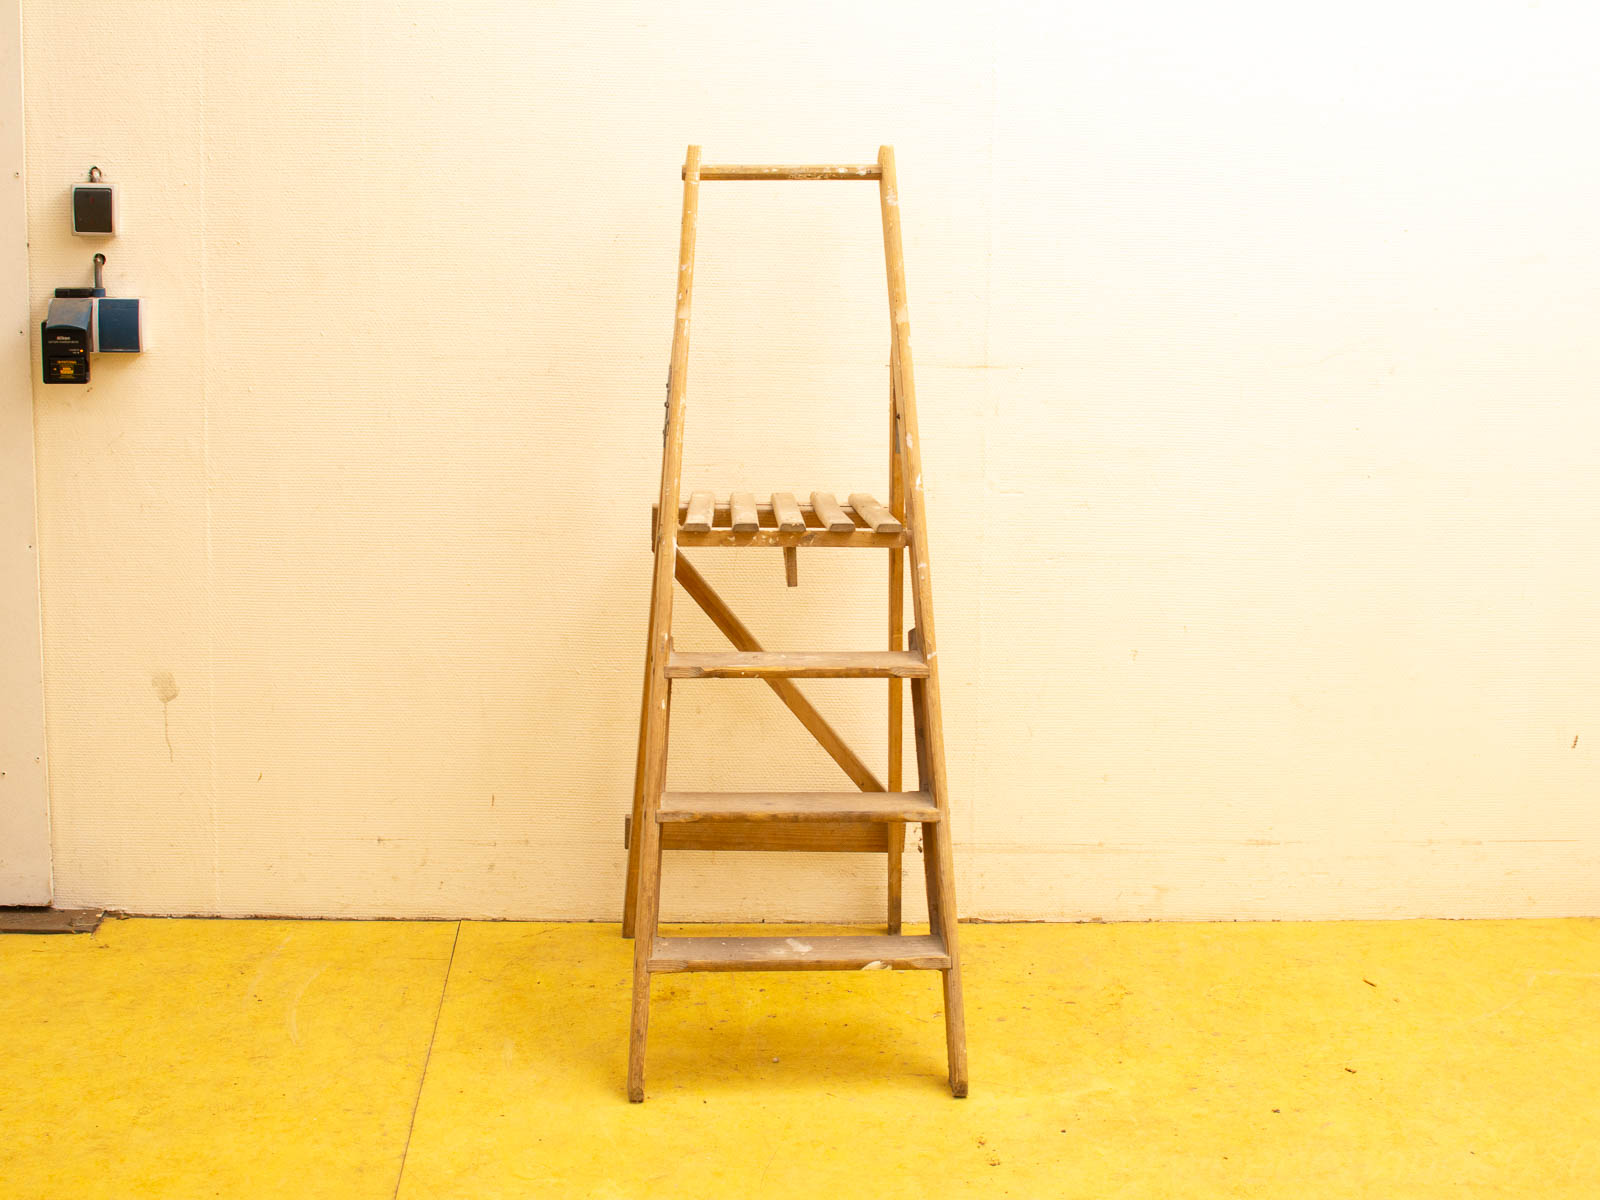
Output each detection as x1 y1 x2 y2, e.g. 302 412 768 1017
688 163 881 181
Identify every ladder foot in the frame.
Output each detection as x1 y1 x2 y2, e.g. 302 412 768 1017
627 962 653 1099
941 964 969 1098
626 1045 647 1102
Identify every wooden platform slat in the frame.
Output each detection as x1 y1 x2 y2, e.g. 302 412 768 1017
770 492 806 532
661 501 909 547
680 527 905 548
810 492 856 533
848 493 903 534
649 933 949 972
666 650 929 679
729 492 759 532
683 491 715 533
659 790 938 823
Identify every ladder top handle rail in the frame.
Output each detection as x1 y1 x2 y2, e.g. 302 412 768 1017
684 162 882 181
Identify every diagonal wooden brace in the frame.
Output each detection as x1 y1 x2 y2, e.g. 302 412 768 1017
674 551 885 794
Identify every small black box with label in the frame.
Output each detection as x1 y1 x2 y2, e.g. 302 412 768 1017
41 297 94 384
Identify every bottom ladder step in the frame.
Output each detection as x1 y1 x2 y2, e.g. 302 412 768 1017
648 933 949 973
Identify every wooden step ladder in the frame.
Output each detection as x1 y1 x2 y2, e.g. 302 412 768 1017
621 146 967 1101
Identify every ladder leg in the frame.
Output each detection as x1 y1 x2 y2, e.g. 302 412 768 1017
909 652 939 932
910 638 967 1097
886 820 904 933
622 563 663 938
919 820 942 930
882 145 967 1097
886 644 904 933
628 674 672 1101
910 672 941 933
929 818 968 1097
626 821 660 1101
630 143 700 1101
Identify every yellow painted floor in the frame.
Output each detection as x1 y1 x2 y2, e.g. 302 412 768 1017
1 919 1597 1197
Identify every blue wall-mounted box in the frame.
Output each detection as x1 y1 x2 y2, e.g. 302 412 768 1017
93 297 143 353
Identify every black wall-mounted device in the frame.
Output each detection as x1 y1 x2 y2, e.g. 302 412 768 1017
41 296 93 383
41 253 144 384
71 166 116 236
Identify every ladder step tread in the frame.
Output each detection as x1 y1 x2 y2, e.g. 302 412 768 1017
661 495 910 547
649 934 949 973
667 650 929 679
659 790 938 823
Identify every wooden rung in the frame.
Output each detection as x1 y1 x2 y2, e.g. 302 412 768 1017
649 934 949 973
683 491 715 533
847 493 903 534
667 650 929 679
689 164 882 181
810 492 855 533
659 790 938 823
729 492 759 532
770 492 806 532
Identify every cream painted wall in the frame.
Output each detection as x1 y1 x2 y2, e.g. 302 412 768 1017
21 1 1599 920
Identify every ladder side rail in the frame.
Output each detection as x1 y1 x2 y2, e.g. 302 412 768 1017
628 144 702 1102
878 151 940 707
879 144 968 1097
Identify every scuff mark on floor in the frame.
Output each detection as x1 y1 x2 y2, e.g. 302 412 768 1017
287 964 327 1045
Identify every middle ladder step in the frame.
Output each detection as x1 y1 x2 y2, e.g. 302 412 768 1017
658 790 939 823
666 650 929 679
